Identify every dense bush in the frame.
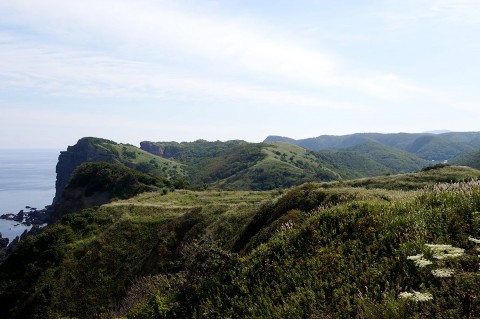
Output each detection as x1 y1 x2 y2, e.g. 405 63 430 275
67 162 171 199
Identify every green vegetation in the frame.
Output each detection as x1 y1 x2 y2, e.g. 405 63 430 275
140 140 336 189
347 141 428 172
50 162 174 221
139 139 432 190
2 165 480 318
265 132 480 161
78 137 186 180
66 136 480 194
451 150 480 169
319 165 480 190
67 162 171 199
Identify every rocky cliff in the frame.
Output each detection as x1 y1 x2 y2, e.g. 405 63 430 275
139 141 180 158
53 137 118 205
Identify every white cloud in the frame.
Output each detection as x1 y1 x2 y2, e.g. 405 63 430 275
0 0 433 109
0 0 336 83
373 0 480 27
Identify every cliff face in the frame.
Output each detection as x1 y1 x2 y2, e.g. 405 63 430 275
139 141 180 158
53 137 117 205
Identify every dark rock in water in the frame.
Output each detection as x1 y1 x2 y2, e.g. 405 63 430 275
13 211 24 223
24 208 49 225
1 207 49 225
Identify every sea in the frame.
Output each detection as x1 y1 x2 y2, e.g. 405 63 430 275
0 149 59 243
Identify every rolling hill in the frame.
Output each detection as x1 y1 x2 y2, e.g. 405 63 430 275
265 131 480 161
450 149 480 169
140 139 431 189
54 135 480 204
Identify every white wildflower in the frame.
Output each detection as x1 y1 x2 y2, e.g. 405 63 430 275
426 244 464 259
431 268 455 278
407 253 433 267
414 258 433 268
468 237 480 244
399 290 433 302
399 292 413 299
407 254 423 260
407 254 424 261
278 220 295 234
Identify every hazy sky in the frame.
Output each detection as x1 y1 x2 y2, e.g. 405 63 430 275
1 0 479 149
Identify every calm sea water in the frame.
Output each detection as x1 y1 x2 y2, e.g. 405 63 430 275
0 149 59 242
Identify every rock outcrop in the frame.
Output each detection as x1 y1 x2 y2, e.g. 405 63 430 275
139 141 180 158
53 137 118 205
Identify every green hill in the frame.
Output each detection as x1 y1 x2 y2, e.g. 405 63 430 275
54 137 185 204
322 164 480 190
141 140 342 189
140 139 429 189
347 141 429 172
314 149 390 179
52 136 470 202
310 141 428 179
51 162 172 221
450 149 480 169
2 166 480 318
265 131 480 161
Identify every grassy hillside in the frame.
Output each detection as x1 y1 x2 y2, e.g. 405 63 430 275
347 141 428 172
451 149 480 169
51 162 173 221
265 132 480 161
311 141 429 180
212 142 340 190
141 140 341 190
140 139 431 190
2 166 480 318
0 189 277 318
84 138 186 180
321 165 480 190
314 149 389 179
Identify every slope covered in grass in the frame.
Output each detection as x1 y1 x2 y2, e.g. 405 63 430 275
347 140 428 172
451 149 480 169
141 140 341 189
327 165 480 190
2 166 480 318
265 132 480 161
141 139 431 189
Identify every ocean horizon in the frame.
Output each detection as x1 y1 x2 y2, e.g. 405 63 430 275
0 149 59 242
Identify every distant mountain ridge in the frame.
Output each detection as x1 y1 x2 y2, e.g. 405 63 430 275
264 131 480 161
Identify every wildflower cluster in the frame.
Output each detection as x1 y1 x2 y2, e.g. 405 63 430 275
407 254 432 267
399 291 433 302
431 268 455 278
468 236 480 245
425 244 465 260
278 220 295 234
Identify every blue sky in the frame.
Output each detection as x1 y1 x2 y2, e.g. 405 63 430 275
1 0 479 149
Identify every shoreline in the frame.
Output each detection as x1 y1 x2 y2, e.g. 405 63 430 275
0 205 51 226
